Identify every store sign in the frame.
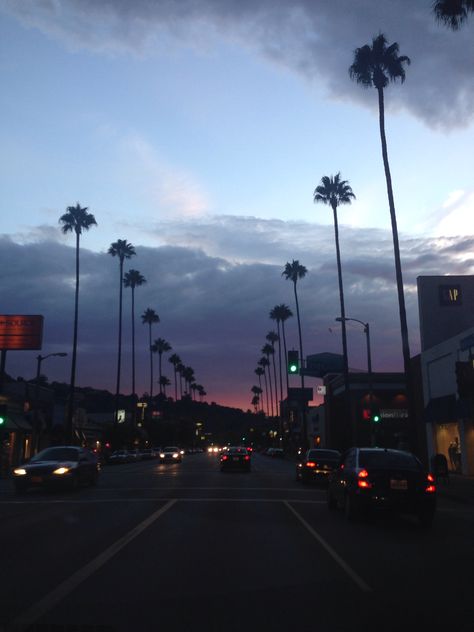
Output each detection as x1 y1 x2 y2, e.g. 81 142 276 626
0 315 44 350
439 285 462 306
117 409 126 423
380 409 408 419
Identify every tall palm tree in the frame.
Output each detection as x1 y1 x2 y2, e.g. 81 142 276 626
261 343 275 417
251 394 260 414
433 0 473 28
168 353 181 401
182 366 195 397
266 331 280 414
159 375 171 398
314 173 355 424
258 357 270 417
270 304 293 397
152 338 172 395
349 34 414 445
251 385 263 413
141 308 160 399
109 239 136 427
197 385 206 402
123 269 146 416
59 202 97 442
176 362 185 399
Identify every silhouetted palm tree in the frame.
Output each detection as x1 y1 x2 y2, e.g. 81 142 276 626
349 34 413 443
251 394 260 414
258 357 270 417
266 331 280 413
197 385 206 402
270 304 293 396
282 261 307 389
59 202 97 442
152 338 172 395
182 366 195 398
433 0 473 28
141 308 160 399
124 269 146 414
168 353 181 401
251 385 263 413
261 343 275 417
159 375 171 398
176 362 185 399
109 239 136 426
314 173 355 419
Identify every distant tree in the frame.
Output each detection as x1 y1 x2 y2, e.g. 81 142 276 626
251 385 263 413
349 34 414 446
266 331 280 414
257 357 270 417
108 239 136 427
260 347 274 417
141 308 160 399
282 261 307 390
168 353 181 401
159 375 171 398
152 338 172 395
433 0 473 28
59 202 97 442
314 173 355 418
270 304 293 397
176 362 185 399
251 394 260 413
182 367 195 398
123 269 146 414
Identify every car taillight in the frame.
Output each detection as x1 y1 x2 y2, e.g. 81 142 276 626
357 469 372 489
425 474 436 493
221 455 228 461
305 461 316 468
244 455 250 461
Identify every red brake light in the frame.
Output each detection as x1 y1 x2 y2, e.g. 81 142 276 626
221 455 228 461
425 474 436 493
357 469 372 489
427 473 435 483
305 461 316 468
244 455 250 461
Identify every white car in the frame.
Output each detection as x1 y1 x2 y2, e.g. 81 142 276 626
159 446 182 463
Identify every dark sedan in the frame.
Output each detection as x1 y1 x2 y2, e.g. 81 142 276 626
327 447 436 528
296 448 341 484
220 446 251 472
12 446 100 493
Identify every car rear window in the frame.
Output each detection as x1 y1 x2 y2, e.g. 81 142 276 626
228 447 248 455
307 450 340 460
359 450 421 470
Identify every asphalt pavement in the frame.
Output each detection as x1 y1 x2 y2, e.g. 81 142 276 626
0 452 473 632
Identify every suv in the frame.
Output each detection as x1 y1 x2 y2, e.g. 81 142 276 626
327 447 436 528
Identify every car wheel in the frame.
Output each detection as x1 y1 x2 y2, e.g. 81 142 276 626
344 493 358 521
327 489 337 511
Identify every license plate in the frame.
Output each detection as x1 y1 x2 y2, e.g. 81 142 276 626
390 479 407 490
232 457 239 461
31 476 43 483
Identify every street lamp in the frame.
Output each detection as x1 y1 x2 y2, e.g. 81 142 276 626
33 352 67 453
335 317 374 446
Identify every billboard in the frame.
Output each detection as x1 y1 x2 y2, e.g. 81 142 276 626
0 315 44 350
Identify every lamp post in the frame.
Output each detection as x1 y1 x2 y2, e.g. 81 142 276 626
336 317 374 446
34 352 67 453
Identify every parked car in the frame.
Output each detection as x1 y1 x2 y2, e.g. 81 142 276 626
327 447 436 528
140 448 156 460
159 447 182 463
108 450 132 464
12 446 100 493
296 448 341 484
220 446 251 472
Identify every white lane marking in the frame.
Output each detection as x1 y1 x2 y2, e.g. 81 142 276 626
10 499 177 632
1 498 326 505
284 501 372 593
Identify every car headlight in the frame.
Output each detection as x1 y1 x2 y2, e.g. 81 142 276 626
160 453 165 458
180 450 184 455
13 468 27 476
53 467 71 475
172 453 178 458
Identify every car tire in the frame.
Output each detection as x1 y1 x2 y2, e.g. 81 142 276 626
327 489 337 511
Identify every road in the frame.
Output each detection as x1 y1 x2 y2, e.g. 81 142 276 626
0 451 473 631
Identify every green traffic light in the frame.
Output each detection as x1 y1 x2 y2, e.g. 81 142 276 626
289 364 298 373
372 414 380 423
0 417 5 425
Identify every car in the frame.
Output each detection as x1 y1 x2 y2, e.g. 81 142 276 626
327 447 437 528
108 450 132 464
220 446 251 472
159 446 182 463
12 446 100 493
296 448 341 484
140 448 156 460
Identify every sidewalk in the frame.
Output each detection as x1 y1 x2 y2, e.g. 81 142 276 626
436 473 474 506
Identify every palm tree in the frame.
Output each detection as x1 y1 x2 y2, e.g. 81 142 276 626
176 362 185 399
141 308 160 399
182 366 195 397
152 338 172 395
123 269 146 416
349 34 414 445
59 202 97 442
251 394 260 414
197 385 206 402
270 304 293 397
433 0 473 28
261 343 275 417
251 385 263 413
314 173 355 424
258 357 270 417
168 353 181 401
108 239 136 427
266 331 280 414
159 375 171 398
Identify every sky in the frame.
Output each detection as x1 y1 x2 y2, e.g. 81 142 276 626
0 0 473 411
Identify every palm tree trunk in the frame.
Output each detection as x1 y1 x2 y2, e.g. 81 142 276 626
263 370 270 417
266 360 274 417
173 366 178 401
257 374 263 413
332 201 352 442
282 321 289 397
131 287 136 417
114 259 124 428
148 324 153 399
293 280 307 447
276 321 283 406
66 231 80 443
271 348 279 416
179 372 183 399
158 353 163 395
377 86 415 450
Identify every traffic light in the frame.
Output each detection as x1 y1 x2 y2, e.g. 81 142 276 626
0 404 7 426
455 361 474 398
287 350 299 374
371 409 381 424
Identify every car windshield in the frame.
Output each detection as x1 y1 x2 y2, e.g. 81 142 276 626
31 448 79 462
359 450 421 471
163 447 178 452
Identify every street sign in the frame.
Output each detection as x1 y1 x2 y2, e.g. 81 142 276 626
117 409 126 423
316 385 326 396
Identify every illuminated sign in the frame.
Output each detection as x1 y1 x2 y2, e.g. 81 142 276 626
439 285 462 306
117 409 126 423
0 315 44 350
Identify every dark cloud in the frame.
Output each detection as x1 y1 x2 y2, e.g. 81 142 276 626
2 0 473 128
1 218 473 409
